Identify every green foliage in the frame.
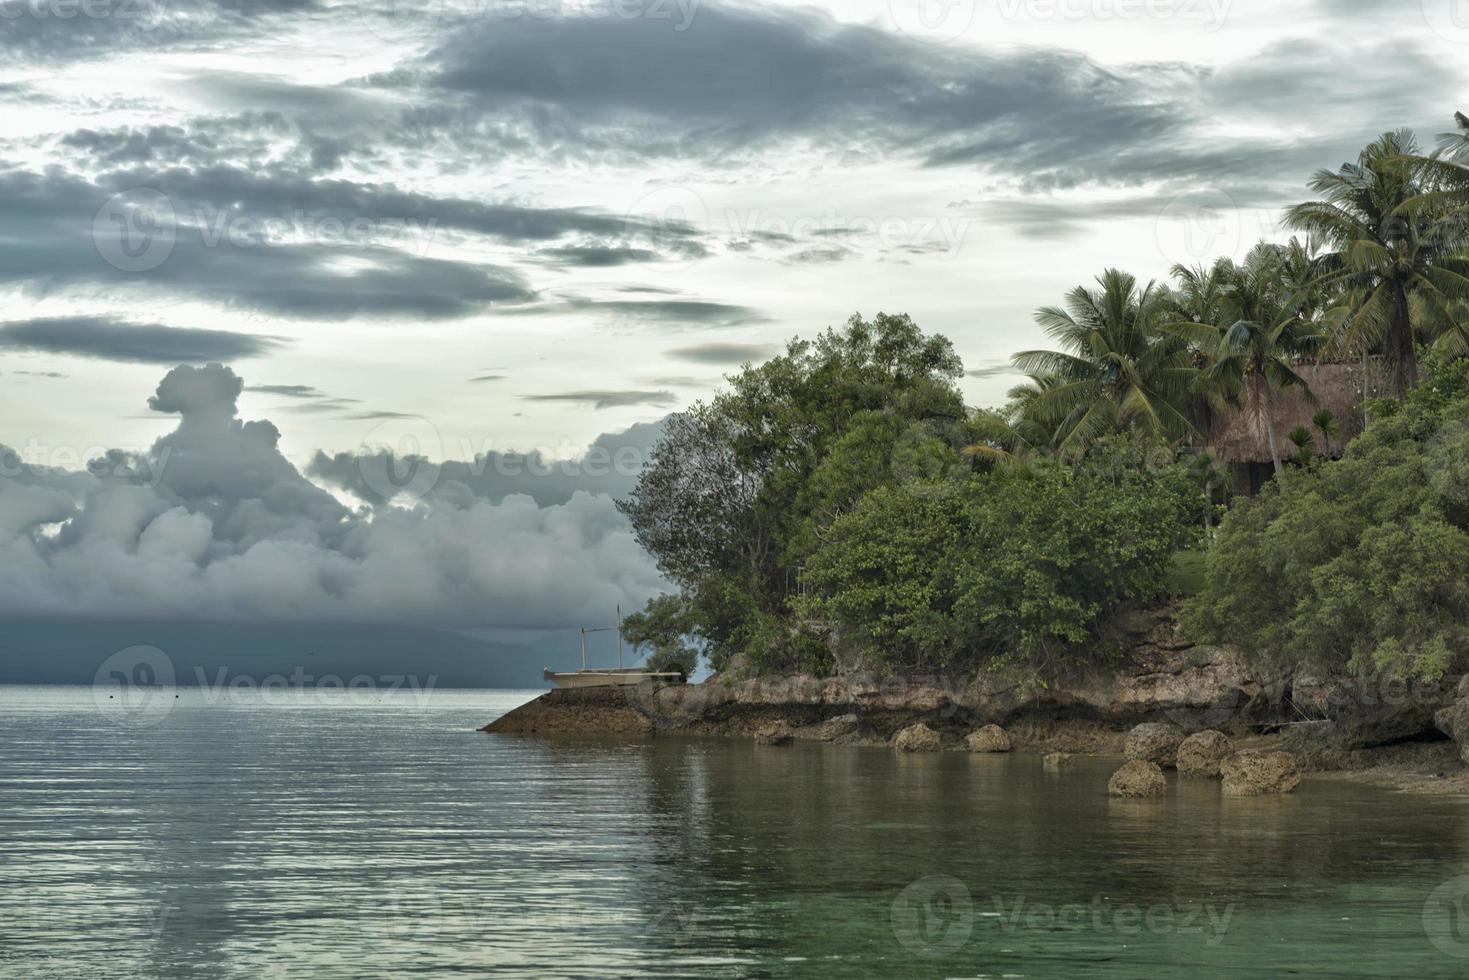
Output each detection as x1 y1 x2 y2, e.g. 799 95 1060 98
619 313 966 673
801 464 1199 674
1165 550 1208 596
619 123 1469 682
1011 269 1199 451
1286 130 1469 395
620 594 700 678
1183 356 1469 680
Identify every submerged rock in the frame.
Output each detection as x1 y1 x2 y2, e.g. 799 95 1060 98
1043 752 1075 771
1176 730 1233 778
816 713 861 742
1124 722 1185 769
893 723 941 752
966 724 1012 753
1435 680 1469 764
1221 750 1301 796
482 687 655 735
754 723 793 746
1108 759 1166 797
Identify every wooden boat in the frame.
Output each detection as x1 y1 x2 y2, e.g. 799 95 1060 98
544 606 687 689
543 667 685 689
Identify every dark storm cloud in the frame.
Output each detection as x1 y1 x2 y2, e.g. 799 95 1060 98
246 384 323 398
0 159 706 318
388 2 1456 204
340 410 416 420
87 164 705 247
536 245 662 267
60 126 224 168
522 390 677 410
1203 38 1456 129
966 361 1019 380
665 341 777 365
784 247 850 265
415 3 1195 182
279 398 362 414
0 168 537 321
523 298 766 328
0 317 281 364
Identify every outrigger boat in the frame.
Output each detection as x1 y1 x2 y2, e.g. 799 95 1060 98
544 606 687 690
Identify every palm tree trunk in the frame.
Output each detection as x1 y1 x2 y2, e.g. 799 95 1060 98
1388 281 1418 397
1264 380 1283 476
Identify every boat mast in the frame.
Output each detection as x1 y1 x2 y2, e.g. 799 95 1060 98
580 628 588 671
616 605 623 669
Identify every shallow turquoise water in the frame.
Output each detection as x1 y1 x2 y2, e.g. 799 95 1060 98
4 685 1469 978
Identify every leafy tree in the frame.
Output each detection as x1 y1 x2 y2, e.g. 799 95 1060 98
620 594 699 678
1183 351 1469 680
619 313 965 672
802 459 1199 676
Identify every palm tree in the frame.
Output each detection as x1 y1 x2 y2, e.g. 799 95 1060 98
1166 244 1323 475
1012 269 1198 453
1285 130 1469 396
1408 112 1469 356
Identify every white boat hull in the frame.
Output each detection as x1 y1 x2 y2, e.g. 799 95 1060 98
544 669 685 690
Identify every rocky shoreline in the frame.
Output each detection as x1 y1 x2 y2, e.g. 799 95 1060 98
483 605 1469 794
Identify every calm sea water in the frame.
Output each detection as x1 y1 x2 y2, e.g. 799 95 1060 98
5 684 1469 978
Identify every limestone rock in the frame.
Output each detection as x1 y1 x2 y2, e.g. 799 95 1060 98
816 713 861 742
1043 752 1074 771
1436 696 1469 765
966 724 1012 753
1221 750 1301 796
1123 722 1185 768
1108 759 1166 797
753 723 792 746
1176 730 1233 778
893 723 941 752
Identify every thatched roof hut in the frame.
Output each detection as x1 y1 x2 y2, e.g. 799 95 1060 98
1202 362 1375 491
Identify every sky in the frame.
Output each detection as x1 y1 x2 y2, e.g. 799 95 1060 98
0 0 1465 639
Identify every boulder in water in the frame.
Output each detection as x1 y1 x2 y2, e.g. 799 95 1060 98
1108 759 1166 797
1220 750 1301 796
1043 752 1075 771
966 724 1012 753
1124 722 1185 768
893 723 941 752
1176 730 1233 777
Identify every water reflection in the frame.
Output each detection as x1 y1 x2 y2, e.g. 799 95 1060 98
4 686 1469 978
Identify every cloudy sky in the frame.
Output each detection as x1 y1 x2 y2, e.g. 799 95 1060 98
0 0 1465 634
